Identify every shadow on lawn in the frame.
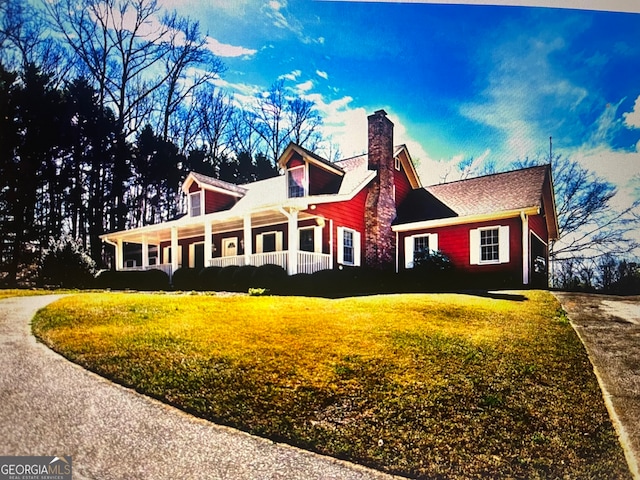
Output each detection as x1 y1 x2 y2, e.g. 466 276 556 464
461 290 529 302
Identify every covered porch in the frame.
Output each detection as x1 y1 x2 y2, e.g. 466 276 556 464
101 204 334 279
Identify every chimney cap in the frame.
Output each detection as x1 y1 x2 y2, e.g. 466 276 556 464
373 109 388 117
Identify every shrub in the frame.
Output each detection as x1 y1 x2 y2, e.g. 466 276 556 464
286 273 313 296
217 265 239 291
39 236 97 288
172 267 201 291
232 265 258 292
94 269 170 291
199 266 223 291
407 250 456 291
251 264 288 292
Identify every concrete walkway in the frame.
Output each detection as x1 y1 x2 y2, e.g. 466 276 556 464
0 295 398 480
554 292 640 480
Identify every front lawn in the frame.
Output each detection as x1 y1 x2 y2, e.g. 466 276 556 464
32 291 630 479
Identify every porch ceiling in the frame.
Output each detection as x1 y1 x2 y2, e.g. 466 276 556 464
104 209 319 245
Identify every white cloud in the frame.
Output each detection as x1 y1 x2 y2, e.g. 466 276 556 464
296 80 314 92
461 33 588 165
280 70 302 81
623 95 640 129
205 37 257 58
316 70 329 80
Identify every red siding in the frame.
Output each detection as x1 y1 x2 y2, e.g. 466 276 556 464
204 190 236 214
528 213 548 243
309 163 342 195
394 163 413 207
286 154 304 168
399 216 523 282
312 188 369 264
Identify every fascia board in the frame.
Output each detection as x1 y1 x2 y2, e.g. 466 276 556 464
391 207 540 233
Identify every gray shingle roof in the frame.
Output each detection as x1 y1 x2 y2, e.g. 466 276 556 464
396 165 550 224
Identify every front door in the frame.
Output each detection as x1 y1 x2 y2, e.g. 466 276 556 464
222 237 238 257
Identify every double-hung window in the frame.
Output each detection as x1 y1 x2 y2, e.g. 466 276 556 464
190 192 202 217
480 228 500 262
470 226 510 265
337 227 360 266
404 233 438 269
287 165 307 198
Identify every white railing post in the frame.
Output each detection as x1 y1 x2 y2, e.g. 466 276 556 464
171 226 179 272
204 220 213 268
116 239 124 271
244 214 252 266
141 236 149 268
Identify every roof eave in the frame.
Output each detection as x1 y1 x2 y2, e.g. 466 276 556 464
391 206 541 232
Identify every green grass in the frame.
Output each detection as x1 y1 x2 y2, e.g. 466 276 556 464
32 291 630 479
0 288 65 300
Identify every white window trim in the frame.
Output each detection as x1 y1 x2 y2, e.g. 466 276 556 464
163 245 182 266
188 241 205 268
287 164 308 198
256 231 284 253
394 156 401 171
470 226 509 265
404 233 439 269
337 227 361 266
299 226 322 253
189 190 204 217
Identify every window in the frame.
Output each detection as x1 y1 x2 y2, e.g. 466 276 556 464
262 233 277 252
256 231 283 253
394 156 401 171
470 226 509 265
288 165 307 197
404 233 438 269
190 191 202 217
480 228 500 262
343 230 354 264
337 227 361 266
299 228 315 252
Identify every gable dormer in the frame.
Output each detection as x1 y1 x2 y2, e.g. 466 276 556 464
182 172 247 217
278 143 345 198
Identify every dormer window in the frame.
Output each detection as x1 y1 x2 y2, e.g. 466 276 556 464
189 191 202 217
288 164 307 198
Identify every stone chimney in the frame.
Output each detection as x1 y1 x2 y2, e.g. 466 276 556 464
364 110 396 270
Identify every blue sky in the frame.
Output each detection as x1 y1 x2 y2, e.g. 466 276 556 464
160 0 640 207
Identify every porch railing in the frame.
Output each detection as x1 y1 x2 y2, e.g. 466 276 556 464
208 250 330 274
121 251 331 277
122 263 174 278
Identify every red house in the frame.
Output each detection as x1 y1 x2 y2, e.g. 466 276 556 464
101 109 559 288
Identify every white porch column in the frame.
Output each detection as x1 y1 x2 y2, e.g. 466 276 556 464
204 220 213 267
141 236 149 268
521 211 530 285
115 239 124 271
243 214 252 265
171 226 179 272
287 208 298 275
329 219 334 270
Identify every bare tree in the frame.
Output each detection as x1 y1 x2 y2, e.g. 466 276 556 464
253 80 290 164
195 86 235 162
287 97 322 149
549 154 640 261
45 0 219 137
0 0 66 80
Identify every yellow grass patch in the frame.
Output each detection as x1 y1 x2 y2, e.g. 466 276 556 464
33 291 631 479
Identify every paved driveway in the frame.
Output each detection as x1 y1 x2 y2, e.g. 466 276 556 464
0 295 397 480
554 292 640 480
